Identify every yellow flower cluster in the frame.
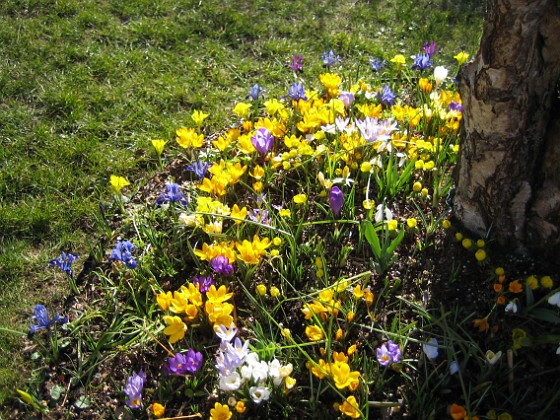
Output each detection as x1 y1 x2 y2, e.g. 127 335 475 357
157 283 235 343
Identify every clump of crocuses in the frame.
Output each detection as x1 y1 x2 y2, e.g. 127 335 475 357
376 340 402 366
167 349 203 375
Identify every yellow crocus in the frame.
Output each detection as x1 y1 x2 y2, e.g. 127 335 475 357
109 175 130 194
191 109 209 127
162 315 187 343
151 139 167 156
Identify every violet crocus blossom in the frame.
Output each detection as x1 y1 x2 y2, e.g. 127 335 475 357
322 50 340 67
186 161 211 180
411 53 433 71
369 57 387 72
423 40 440 57
211 255 234 276
155 183 188 206
287 82 307 101
251 127 274 159
377 85 396 106
124 370 146 409
193 275 215 293
329 186 344 216
288 54 304 72
247 84 265 100
110 240 137 269
49 252 78 279
338 91 355 107
376 340 401 366
168 352 189 375
184 348 204 373
28 304 68 338
448 101 463 112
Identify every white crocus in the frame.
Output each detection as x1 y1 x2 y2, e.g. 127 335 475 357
422 338 439 361
219 372 242 391
249 385 271 404
548 291 560 308
375 203 393 222
485 350 502 365
434 66 448 87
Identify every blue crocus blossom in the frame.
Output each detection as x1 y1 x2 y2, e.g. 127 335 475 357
186 161 211 180
287 82 307 101
322 50 340 67
247 84 265 100
49 252 78 279
155 183 188 206
124 370 146 409
110 240 137 269
28 304 68 337
369 57 387 72
377 85 396 106
411 53 433 71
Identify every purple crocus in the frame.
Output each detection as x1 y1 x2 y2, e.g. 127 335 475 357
287 82 307 101
155 183 188 206
247 84 265 100
329 186 344 217
193 275 215 293
251 127 274 159
184 348 204 373
448 101 463 112
186 161 211 180
423 40 440 57
369 57 387 72
28 304 68 338
288 54 304 72
49 252 78 279
411 53 433 71
322 50 340 67
124 370 146 409
110 240 137 269
376 340 402 366
168 351 201 375
377 85 396 106
211 255 234 276
338 91 355 108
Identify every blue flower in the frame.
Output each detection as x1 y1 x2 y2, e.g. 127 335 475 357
186 161 211 180
49 252 78 278
322 50 340 67
376 340 401 366
377 85 396 106
28 304 68 337
411 53 433 71
251 127 274 159
110 240 137 269
369 57 387 72
155 183 188 206
247 84 265 100
287 82 307 101
124 370 146 409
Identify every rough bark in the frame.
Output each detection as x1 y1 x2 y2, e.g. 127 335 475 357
453 0 560 258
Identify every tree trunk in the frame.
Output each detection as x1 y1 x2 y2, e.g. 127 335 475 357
453 0 560 258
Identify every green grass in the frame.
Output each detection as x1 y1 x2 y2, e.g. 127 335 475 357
0 0 484 411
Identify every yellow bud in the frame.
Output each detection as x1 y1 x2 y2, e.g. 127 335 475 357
270 286 280 298
256 284 267 296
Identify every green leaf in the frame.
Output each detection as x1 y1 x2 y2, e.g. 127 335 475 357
528 308 560 324
50 384 65 401
74 395 91 409
362 220 382 256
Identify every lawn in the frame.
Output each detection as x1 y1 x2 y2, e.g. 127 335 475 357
10 1 560 419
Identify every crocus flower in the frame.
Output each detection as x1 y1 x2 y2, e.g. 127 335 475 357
448 101 463 112
49 252 78 278
329 186 344 216
211 255 234 276
422 338 439 361
377 85 396 106
287 82 307 101
193 275 215 293
549 291 560 307
155 183 188 206
376 340 401 366
338 91 355 107
124 370 146 409
168 352 189 375
110 240 137 269
288 54 304 72
423 40 440 57
28 304 68 337
434 66 449 86
322 50 340 67
184 348 204 373
411 53 433 71
247 84 265 100
369 57 387 72
186 161 211 180
251 127 274 159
